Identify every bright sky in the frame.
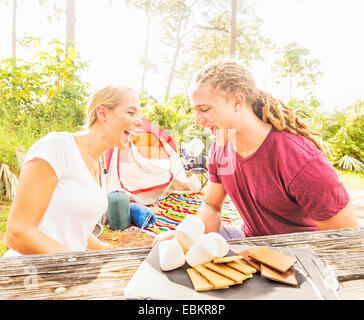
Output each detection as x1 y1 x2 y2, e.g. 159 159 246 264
0 0 363 111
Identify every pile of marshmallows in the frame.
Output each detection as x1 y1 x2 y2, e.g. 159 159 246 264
159 215 229 271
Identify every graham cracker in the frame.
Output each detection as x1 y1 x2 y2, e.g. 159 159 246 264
186 268 215 292
238 248 261 271
194 265 236 288
227 259 257 275
248 247 297 273
260 264 298 287
213 255 243 264
204 262 251 284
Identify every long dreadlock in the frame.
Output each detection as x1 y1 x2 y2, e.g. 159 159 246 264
195 59 324 151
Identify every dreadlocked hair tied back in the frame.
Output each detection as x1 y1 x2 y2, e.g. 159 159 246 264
194 59 324 151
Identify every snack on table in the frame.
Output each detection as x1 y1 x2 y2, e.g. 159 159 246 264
227 259 257 275
158 214 301 292
186 268 215 292
260 264 298 287
186 260 256 292
238 248 261 271
158 237 186 271
185 234 219 267
213 255 243 264
194 265 236 288
205 232 229 258
204 262 252 283
175 215 205 252
248 247 297 273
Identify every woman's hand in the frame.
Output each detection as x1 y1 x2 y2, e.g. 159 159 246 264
87 234 113 251
152 230 176 246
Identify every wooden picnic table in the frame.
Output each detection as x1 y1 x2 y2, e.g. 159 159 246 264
1 227 363 300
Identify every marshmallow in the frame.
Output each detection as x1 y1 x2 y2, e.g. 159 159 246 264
185 234 219 267
206 232 229 258
158 237 186 271
175 215 205 251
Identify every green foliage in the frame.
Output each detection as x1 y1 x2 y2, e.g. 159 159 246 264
325 100 364 167
272 42 322 98
140 93 210 153
289 98 364 172
0 241 7 257
0 202 10 257
338 156 364 172
0 37 90 170
177 0 272 85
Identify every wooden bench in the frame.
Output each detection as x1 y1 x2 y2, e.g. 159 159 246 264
1 227 363 300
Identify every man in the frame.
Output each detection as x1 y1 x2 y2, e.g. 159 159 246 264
153 60 358 245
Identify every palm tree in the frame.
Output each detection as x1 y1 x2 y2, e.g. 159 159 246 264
229 0 237 58
0 163 18 201
66 0 75 43
12 0 17 57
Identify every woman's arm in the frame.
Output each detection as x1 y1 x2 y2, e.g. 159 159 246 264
5 158 71 254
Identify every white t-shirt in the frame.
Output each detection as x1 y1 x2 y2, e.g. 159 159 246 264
3 132 108 257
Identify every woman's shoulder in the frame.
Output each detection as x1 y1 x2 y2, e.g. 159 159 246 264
26 131 74 161
30 131 72 149
24 132 74 178
39 131 72 142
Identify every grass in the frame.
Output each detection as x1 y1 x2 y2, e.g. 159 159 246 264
0 200 10 256
336 169 364 190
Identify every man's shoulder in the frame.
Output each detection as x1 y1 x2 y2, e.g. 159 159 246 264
271 129 321 158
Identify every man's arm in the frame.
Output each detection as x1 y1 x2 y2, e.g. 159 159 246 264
315 201 360 230
197 180 227 233
152 180 227 246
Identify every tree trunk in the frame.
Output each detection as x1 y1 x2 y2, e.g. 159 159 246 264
66 0 75 65
165 39 181 100
12 0 17 57
141 16 151 93
229 0 237 59
165 15 183 100
66 0 75 42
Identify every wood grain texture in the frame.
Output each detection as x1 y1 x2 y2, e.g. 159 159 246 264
0 228 363 300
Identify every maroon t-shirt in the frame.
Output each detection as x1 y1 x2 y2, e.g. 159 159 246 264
208 127 350 237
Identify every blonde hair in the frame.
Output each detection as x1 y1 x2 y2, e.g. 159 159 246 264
195 59 323 151
86 85 137 128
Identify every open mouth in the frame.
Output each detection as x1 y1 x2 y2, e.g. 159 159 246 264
124 129 135 137
123 129 136 143
208 126 217 137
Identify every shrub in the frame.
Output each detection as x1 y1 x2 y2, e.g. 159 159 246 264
0 38 91 171
289 97 364 172
140 93 211 154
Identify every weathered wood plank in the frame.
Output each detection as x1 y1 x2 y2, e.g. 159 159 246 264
341 279 364 300
1 228 363 300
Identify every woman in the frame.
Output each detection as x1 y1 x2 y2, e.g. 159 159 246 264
4 85 142 256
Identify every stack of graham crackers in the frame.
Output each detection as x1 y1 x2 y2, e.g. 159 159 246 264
187 247 298 292
187 255 257 291
239 247 298 287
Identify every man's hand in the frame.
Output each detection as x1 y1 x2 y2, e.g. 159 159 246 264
152 230 175 246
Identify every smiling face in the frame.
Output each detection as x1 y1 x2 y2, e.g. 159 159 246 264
105 92 142 149
190 83 237 146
